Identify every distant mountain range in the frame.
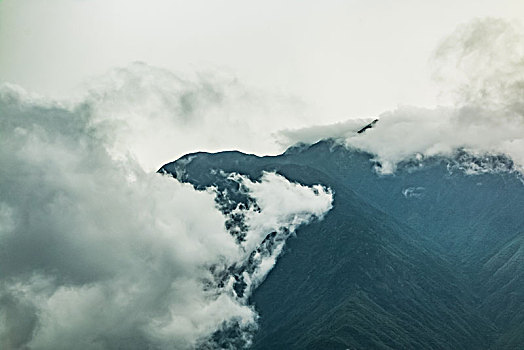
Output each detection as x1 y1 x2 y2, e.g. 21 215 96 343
160 138 524 350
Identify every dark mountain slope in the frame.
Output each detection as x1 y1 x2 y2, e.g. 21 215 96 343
270 141 524 349
250 183 493 350
161 142 521 349
280 141 524 263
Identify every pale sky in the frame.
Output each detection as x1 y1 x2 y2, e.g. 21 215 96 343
1 0 523 121
1 4 524 347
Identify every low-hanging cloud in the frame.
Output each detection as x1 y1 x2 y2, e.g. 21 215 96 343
2 15 522 349
80 62 317 171
0 84 332 349
279 18 524 174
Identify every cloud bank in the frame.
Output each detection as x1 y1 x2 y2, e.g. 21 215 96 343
0 84 332 349
81 62 316 171
279 18 524 174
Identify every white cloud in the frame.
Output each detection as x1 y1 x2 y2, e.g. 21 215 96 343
344 105 524 173
228 172 333 293
0 84 332 349
82 62 315 171
1 14 522 349
276 118 374 148
279 18 524 174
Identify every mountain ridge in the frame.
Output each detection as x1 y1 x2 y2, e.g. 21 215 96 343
160 139 524 349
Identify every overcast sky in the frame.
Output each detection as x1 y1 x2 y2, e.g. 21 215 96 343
1 3 524 348
1 0 523 122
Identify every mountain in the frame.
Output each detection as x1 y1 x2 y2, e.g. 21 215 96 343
159 139 524 349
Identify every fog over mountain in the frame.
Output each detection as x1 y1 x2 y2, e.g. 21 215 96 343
281 18 524 173
0 85 332 349
1 4 524 349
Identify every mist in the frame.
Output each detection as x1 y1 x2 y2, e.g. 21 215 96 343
281 18 524 174
1 1 524 348
0 85 332 349
2 0 523 120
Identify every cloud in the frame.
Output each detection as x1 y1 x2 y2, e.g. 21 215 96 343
226 172 333 294
348 18 524 173
432 17 524 113
402 187 425 199
276 118 374 148
1 15 521 349
80 62 316 171
345 105 524 173
0 84 332 349
280 18 524 174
